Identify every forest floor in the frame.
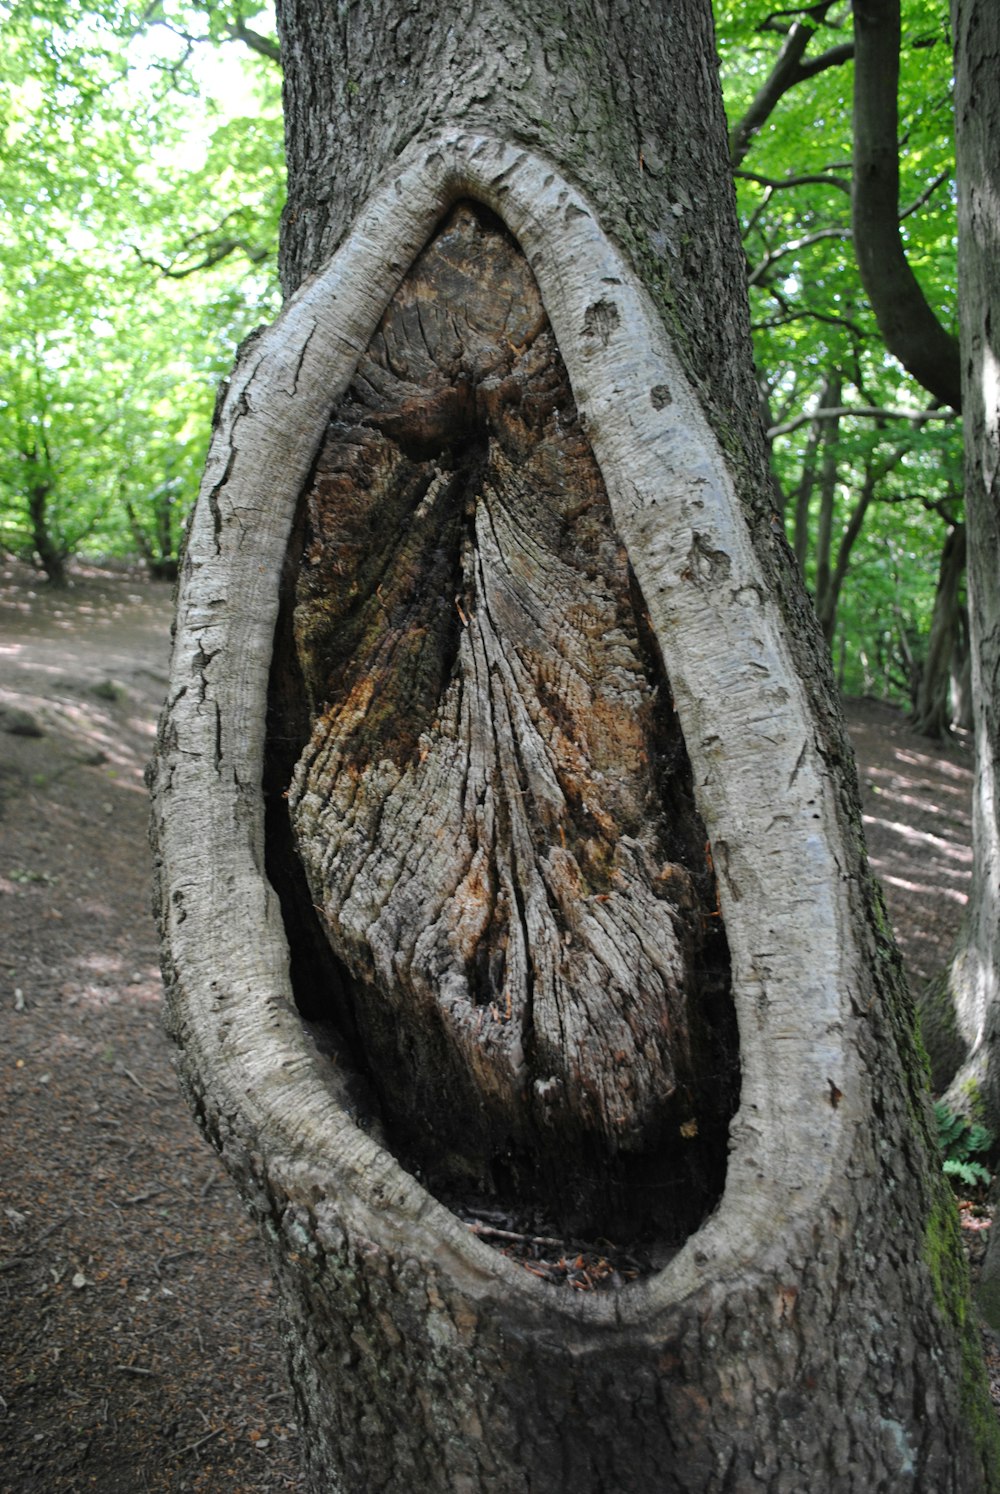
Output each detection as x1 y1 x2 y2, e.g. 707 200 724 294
0 560 995 1492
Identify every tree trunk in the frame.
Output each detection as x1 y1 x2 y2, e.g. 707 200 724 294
952 607 974 732
816 455 876 645
935 0 1000 1329
149 0 1000 1486
790 371 833 573
851 0 962 408
910 522 967 740
812 370 841 636
26 459 68 588
925 0 1000 1139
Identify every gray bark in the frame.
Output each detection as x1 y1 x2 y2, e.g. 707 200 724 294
148 0 1000 1486
943 0 1000 1324
931 0 1000 1131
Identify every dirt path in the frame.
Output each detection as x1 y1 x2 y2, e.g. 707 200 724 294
0 565 302 1493
0 563 991 1491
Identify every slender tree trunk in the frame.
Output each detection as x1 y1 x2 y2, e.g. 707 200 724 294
27 482 67 587
952 608 974 732
149 0 999 1485
817 456 876 644
791 372 832 572
910 522 967 740
812 370 841 632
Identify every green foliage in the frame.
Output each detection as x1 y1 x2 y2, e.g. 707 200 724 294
0 0 966 678
0 1 282 580
934 1101 995 1191
715 1 963 708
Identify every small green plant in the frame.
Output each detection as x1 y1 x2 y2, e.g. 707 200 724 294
934 1101 994 1191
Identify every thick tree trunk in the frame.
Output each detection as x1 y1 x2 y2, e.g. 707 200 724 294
942 0 1000 1327
149 0 999 1486
927 0 1000 1138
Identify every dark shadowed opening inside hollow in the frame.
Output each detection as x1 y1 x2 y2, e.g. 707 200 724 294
263 201 740 1258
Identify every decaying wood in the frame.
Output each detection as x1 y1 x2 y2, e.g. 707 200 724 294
280 203 736 1232
149 128 999 1490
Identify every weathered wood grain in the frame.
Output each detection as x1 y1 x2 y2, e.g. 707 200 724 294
284 204 736 1231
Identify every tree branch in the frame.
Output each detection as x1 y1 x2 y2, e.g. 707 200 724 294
751 292 865 339
729 4 853 167
851 0 961 408
899 169 950 221
795 41 855 80
767 404 955 438
132 239 269 277
746 226 851 286
223 19 280 63
735 168 852 194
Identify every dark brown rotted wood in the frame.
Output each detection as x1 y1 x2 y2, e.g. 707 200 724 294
283 202 737 1237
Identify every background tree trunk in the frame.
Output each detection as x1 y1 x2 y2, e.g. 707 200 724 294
149 0 1000 1486
926 0 1000 1139
946 0 1000 1326
910 522 967 740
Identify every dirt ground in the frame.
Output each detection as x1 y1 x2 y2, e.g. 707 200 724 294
0 561 994 1492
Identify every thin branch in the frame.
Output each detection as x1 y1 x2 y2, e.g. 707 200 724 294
747 226 851 286
131 239 269 279
735 168 851 194
899 169 950 221
761 1 840 23
751 302 865 339
767 405 955 438
223 19 280 63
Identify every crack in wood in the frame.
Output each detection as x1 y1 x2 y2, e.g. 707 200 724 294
271 200 738 1237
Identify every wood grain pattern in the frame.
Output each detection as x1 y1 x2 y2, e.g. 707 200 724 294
286 203 735 1231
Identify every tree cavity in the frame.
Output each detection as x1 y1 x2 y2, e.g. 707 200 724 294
265 201 739 1249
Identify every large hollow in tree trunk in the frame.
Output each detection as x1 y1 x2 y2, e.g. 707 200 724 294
150 129 998 1493
152 0 998 1476
274 199 738 1241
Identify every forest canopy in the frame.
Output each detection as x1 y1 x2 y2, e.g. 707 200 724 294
0 1 282 582
0 0 964 716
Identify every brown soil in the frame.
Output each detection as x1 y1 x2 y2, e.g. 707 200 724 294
0 562 994 1492
0 564 301 1493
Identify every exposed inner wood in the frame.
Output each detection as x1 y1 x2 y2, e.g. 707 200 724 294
278 201 737 1236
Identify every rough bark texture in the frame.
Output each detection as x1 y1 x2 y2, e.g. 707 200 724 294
149 0 1000 1487
851 0 962 409
941 1 1000 1333
929 0 1000 1136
